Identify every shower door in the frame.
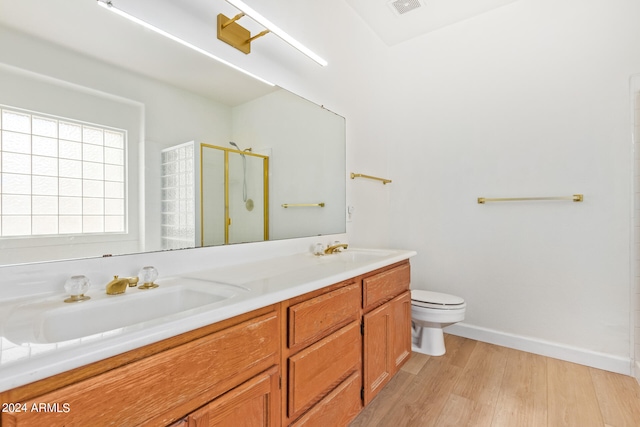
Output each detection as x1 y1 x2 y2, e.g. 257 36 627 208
200 144 268 246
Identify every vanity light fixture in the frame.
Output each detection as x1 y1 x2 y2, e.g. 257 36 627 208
96 0 274 86
219 0 328 66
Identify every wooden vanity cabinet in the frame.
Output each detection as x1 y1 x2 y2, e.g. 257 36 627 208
362 262 412 405
281 262 412 425
0 305 281 427
282 281 363 426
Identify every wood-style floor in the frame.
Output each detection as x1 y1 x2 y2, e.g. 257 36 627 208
350 334 640 427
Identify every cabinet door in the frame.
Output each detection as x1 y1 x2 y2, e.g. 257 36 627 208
363 291 412 405
363 302 392 405
391 291 412 371
186 366 280 427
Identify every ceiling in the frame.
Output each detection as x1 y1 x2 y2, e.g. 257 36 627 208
345 0 520 46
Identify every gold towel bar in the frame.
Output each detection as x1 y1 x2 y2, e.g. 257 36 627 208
282 203 325 208
350 173 392 185
477 194 584 204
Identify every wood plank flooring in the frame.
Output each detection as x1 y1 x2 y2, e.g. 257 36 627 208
350 334 640 427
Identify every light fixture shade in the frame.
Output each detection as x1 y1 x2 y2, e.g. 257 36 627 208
225 0 328 66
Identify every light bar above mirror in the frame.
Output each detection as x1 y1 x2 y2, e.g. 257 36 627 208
221 0 328 66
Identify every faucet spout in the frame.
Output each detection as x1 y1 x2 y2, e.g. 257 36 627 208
106 275 139 295
324 243 348 254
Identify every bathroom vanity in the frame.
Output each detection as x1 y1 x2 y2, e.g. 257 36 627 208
0 249 415 426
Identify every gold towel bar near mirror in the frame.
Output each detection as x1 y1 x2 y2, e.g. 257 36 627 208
350 173 392 185
281 203 325 208
477 194 584 204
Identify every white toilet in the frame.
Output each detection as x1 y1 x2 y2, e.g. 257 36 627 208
411 289 466 356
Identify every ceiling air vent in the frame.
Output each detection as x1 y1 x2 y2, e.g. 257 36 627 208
388 0 424 16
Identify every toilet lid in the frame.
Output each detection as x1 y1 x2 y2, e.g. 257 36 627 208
411 290 464 307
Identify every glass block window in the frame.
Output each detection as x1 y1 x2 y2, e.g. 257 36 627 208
161 142 195 250
0 106 126 237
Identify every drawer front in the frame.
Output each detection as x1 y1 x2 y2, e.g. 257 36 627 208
290 371 362 427
288 321 361 419
288 282 360 350
2 311 280 427
363 262 410 311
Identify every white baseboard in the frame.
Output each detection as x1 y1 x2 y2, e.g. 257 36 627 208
445 322 632 376
635 361 640 384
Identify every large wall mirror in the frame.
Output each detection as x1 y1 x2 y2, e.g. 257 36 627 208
0 0 346 266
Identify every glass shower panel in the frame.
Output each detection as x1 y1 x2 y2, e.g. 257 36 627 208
228 152 265 244
201 146 225 246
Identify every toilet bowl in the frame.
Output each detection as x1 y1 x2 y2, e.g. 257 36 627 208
411 289 466 356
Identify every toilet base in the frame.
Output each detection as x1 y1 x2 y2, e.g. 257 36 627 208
412 321 446 356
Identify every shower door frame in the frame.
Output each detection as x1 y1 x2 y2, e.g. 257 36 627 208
200 143 269 246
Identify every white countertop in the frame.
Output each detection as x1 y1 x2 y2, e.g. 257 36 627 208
0 248 416 392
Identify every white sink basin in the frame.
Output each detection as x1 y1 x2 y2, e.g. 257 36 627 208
2 280 242 344
310 248 398 264
331 248 397 263
182 248 405 287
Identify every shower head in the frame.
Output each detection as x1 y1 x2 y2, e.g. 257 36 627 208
229 141 252 152
229 141 245 158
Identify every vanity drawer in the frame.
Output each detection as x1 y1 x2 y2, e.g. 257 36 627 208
1 310 280 427
290 371 362 427
288 282 360 350
363 262 410 312
287 321 361 419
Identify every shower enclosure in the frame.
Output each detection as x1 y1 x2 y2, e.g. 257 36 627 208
200 144 269 246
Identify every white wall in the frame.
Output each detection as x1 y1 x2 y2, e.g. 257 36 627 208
633 75 640 381
385 0 640 373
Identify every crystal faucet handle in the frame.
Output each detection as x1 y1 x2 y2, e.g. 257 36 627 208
64 275 91 303
138 266 159 290
313 243 324 256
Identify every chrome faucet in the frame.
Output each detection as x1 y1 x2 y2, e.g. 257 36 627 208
106 275 139 295
324 243 348 254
